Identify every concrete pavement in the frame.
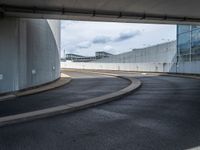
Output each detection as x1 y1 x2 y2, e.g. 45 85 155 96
0 70 141 127
0 71 130 117
0 72 199 150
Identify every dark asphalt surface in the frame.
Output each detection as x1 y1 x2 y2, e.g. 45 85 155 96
0 71 129 117
0 73 200 150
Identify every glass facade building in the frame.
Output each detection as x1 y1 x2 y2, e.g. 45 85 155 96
177 25 200 62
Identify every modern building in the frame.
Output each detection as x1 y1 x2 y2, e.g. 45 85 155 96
177 25 200 62
65 54 96 62
95 51 113 59
66 54 85 61
177 25 200 73
65 51 113 62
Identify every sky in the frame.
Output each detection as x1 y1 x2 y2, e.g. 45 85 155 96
61 20 176 57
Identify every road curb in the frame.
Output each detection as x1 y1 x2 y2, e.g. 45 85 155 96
160 73 200 80
0 71 141 127
0 73 72 102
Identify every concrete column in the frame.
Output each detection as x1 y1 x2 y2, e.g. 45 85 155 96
0 17 60 94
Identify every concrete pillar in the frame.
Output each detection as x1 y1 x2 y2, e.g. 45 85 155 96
0 17 60 94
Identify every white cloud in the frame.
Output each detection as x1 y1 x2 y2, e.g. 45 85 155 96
114 30 140 42
103 45 116 54
93 35 111 44
104 45 113 51
61 20 176 56
77 41 91 49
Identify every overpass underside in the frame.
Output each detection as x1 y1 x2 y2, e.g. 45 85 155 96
1 0 200 24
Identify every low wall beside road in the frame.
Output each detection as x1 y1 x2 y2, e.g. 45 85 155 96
61 40 200 74
61 61 200 74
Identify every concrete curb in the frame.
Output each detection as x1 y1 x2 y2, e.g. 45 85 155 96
0 73 72 102
160 73 200 80
0 95 16 102
0 71 141 127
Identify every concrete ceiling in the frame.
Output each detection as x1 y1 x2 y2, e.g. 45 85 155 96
1 0 200 24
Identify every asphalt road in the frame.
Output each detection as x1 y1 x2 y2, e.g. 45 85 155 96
0 71 129 117
0 72 200 150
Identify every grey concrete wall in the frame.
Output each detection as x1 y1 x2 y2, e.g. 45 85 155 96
61 41 200 74
0 17 60 93
0 18 19 92
61 61 177 73
61 41 177 72
95 41 177 63
61 61 200 74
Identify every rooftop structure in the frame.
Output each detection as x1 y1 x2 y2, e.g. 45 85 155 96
65 51 113 62
95 51 113 59
66 54 85 61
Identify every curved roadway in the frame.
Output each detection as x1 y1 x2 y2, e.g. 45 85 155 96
0 70 129 117
0 71 200 150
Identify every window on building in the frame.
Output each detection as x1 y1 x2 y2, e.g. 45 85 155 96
191 53 200 61
177 25 190 34
177 24 200 62
191 28 200 54
177 32 191 55
192 25 200 29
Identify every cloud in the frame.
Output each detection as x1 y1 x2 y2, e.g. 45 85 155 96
61 24 66 30
104 45 113 51
91 30 141 45
77 41 91 49
61 20 176 56
103 45 116 54
114 30 141 42
61 21 78 29
92 36 111 44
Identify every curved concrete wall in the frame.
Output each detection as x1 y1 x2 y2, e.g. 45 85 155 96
95 41 177 63
0 17 60 93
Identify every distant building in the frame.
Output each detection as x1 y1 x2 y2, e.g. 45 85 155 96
66 54 96 62
65 51 113 62
95 51 113 59
73 56 97 62
66 54 85 61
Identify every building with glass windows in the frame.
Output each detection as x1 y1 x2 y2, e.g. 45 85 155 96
177 25 200 62
177 25 200 74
